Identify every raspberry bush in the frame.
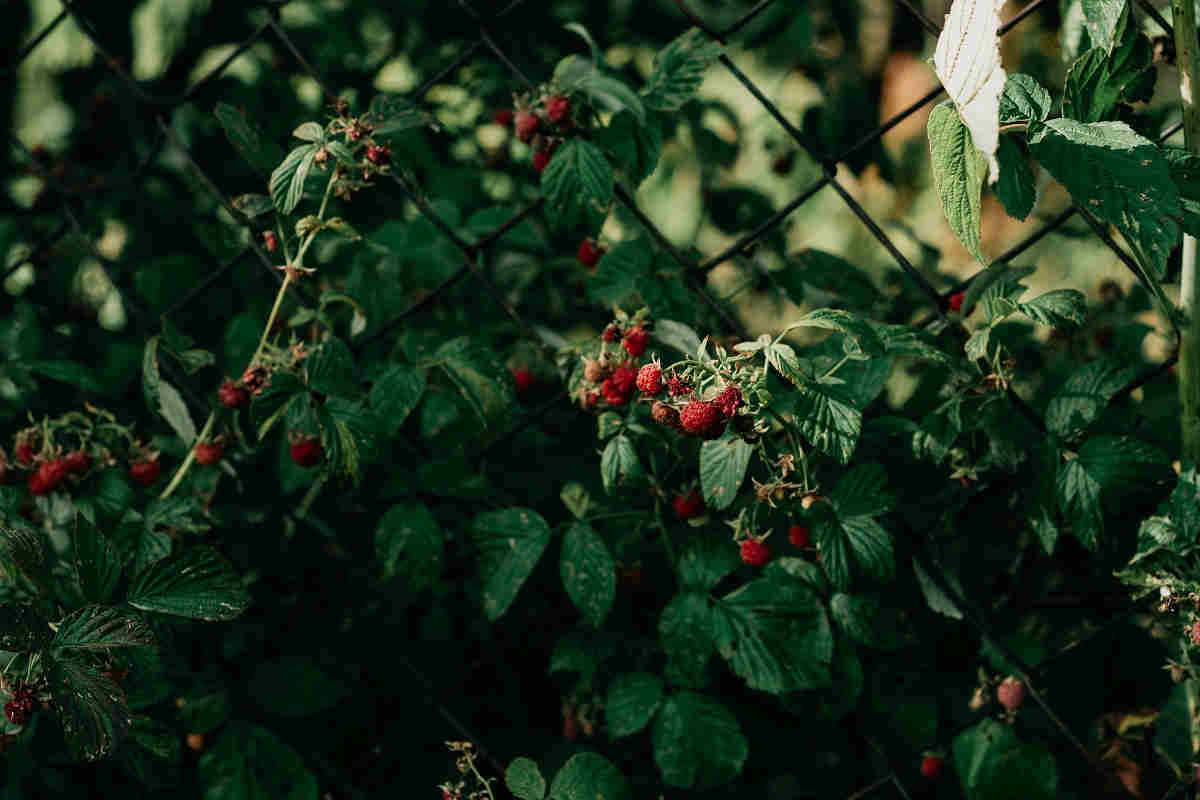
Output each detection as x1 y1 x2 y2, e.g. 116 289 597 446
7 0 1200 798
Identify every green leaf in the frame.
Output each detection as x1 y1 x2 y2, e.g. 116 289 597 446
606 672 664 738
363 94 430 136
306 337 357 398
998 74 1052 124
785 250 882 308
52 606 153 652
928 102 988 263
506 758 547 800
652 319 702 357
555 55 646 122
157 380 197 445
1063 22 1153 123
1029 118 1179 278
549 753 632 800
712 576 833 693
588 241 653 306
47 656 131 761
375 503 442 592
1080 0 1128 53
541 138 614 233
560 523 616 628
198 723 318 800
291 121 324 143
0 521 46 582
1044 359 1135 439
953 719 1058 800
993 137 1036 220
142 336 161 416
74 517 121 603
1165 147 1200 237
597 110 660 184
699 433 754 511
214 103 284 176
815 492 895 592
1018 289 1087 328
1154 679 1200 778
27 360 105 393
369 364 425 435
653 692 748 789
641 28 724 112
0 604 50 651
913 558 964 620
270 144 318 216
659 592 715 688
830 463 893 519
782 309 885 357
870 322 954 366
434 337 516 428
560 483 591 519
247 658 347 717
127 547 250 621
678 536 740 592
1058 436 1172 549
600 435 645 493
830 593 913 649
470 508 552 621
793 380 861 464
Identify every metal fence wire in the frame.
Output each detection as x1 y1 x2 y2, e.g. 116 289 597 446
4 0 1188 795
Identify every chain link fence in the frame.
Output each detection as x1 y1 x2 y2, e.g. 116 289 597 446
6 0 1184 795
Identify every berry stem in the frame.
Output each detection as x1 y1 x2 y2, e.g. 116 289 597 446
158 412 216 501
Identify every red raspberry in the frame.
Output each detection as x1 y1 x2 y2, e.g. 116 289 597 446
788 524 811 548
920 754 944 780
1192 620 1200 646
715 385 743 417
583 359 608 384
651 401 682 430
667 376 692 397
365 143 391 165
218 378 251 409
511 366 536 396
580 389 600 409
493 108 514 126
194 441 224 466
29 459 68 496
740 537 770 567
673 490 705 520
14 438 35 466
545 95 571 124
290 435 323 468
623 326 650 358
514 111 540 143
679 401 721 436
578 239 605 269
601 323 620 342
129 459 162 487
636 363 663 395
996 677 1026 712
610 366 637 395
63 449 91 475
533 149 552 173
262 231 278 252
4 686 35 726
601 376 632 406
948 292 965 312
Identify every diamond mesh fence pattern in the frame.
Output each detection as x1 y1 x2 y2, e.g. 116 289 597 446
4 0 1184 795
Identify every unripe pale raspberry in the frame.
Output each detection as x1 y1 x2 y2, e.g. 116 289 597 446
996 676 1026 712
583 359 608 384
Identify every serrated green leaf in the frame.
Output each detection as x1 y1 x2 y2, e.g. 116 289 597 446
1018 289 1087 328
1165 147 1200 237
699 433 753 511
606 672 664 739
214 103 284 176
1044 359 1135 439
993 137 1036 220
74 517 121 603
1058 435 1172 549
0 521 46 582
270 144 318 216
1154 679 1200 778
434 337 515 428
369 363 425 435
48 656 131 761
652 319 702 356
653 692 747 789
597 110 660 184
157 381 196 445
830 463 893 519
712 576 833 693
52 605 154 652
678 536 740 592
998 74 1052 124
928 102 988 263
1029 118 1179 278
1063 21 1153 123
588 240 653 306
142 337 161 416
363 94 429 136
291 121 324 142
793 380 861 464
550 753 632 800
830 592 913 649
127 547 250 621
913 558 964 620
784 250 882 308
306 337 357 397
198 723 318 800
470 508 552 621
641 28 724 111
506 758 547 800
601 435 645 493
541 139 613 233
560 523 615 628
782 308 885 356
375 503 442 592
659 592 715 688
1080 0 1128 53
953 719 1058 800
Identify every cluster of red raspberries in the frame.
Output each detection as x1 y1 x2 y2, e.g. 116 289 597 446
494 91 575 174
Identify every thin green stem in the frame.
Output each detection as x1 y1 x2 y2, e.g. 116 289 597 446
252 271 295 361
466 755 496 800
158 412 216 500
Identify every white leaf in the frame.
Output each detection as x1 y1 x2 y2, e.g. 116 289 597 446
933 0 1007 184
